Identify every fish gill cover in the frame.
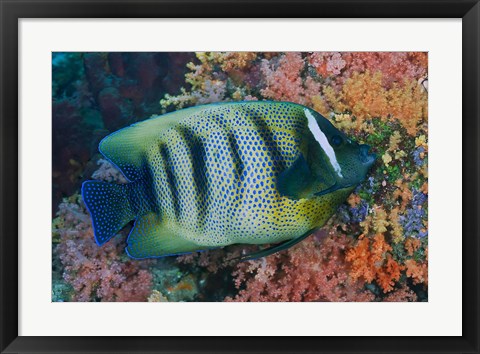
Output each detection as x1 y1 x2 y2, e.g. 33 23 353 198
52 52 428 302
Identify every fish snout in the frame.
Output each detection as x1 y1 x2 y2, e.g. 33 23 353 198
359 144 376 166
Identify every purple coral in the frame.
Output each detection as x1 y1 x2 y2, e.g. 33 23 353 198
413 147 426 166
400 189 428 238
339 200 369 223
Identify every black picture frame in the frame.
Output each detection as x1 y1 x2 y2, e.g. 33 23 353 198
1 1 478 353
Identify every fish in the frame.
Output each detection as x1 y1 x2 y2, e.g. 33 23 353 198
81 101 376 261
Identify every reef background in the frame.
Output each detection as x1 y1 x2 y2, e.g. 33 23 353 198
52 52 428 302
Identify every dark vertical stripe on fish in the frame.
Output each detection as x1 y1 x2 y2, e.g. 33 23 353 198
227 131 245 181
243 106 286 173
176 125 209 228
140 161 160 214
159 144 181 221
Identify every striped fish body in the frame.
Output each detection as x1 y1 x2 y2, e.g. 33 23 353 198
82 101 375 259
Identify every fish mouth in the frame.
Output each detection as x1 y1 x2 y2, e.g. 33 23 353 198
359 144 376 166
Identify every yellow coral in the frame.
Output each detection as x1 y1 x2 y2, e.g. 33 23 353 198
372 205 389 233
360 214 373 235
389 208 404 243
393 179 413 211
394 150 407 160
310 95 331 117
388 131 402 151
332 113 358 132
148 290 169 302
388 80 428 135
382 152 392 166
415 134 428 148
323 85 346 113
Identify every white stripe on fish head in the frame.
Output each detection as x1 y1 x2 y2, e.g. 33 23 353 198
304 108 344 178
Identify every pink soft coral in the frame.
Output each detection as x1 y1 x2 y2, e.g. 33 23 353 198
339 52 427 89
309 52 346 76
225 231 374 302
55 198 153 302
53 160 153 302
260 52 309 104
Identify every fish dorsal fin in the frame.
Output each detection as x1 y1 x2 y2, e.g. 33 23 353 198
99 105 210 181
238 229 315 262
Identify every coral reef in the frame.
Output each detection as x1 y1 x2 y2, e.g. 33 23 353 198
53 194 154 302
226 232 375 302
53 51 428 302
52 160 155 301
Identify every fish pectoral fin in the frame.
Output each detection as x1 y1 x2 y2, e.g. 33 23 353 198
277 152 338 200
239 229 316 262
126 213 207 259
277 154 317 200
314 181 356 196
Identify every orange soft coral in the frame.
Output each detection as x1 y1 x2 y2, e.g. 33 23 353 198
346 234 403 293
405 258 428 285
221 52 257 72
405 237 422 256
324 70 427 135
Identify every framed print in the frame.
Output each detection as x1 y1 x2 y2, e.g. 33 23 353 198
1 0 479 353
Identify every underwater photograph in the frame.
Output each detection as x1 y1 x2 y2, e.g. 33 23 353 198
52 52 428 302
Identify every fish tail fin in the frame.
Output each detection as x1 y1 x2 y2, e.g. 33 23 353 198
81 180 136 246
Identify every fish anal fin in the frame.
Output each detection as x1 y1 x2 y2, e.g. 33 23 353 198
126 213 207 259
239 229 316 262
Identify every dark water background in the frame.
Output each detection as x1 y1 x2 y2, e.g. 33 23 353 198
52 52 193 216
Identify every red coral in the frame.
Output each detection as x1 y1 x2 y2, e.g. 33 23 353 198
225 231 374 302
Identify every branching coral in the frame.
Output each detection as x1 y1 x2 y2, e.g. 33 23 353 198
324 71 427 135
260 52 319 105
383 285 418 302
226 232 375 302
54 197 153 301
346 234 402 293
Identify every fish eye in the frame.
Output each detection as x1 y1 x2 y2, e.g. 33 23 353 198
331 135 343 147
